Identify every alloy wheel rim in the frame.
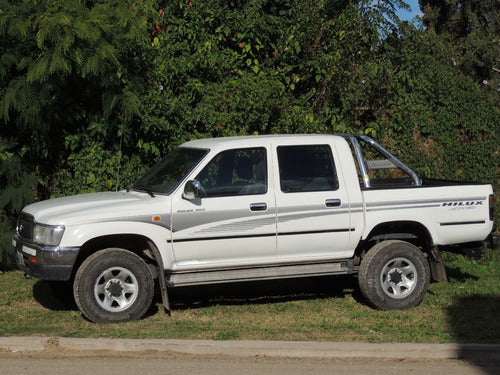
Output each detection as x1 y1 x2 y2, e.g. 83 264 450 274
380 257 417 299
94 267 139 312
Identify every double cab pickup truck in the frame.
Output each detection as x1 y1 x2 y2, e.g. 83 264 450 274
13 134 495 322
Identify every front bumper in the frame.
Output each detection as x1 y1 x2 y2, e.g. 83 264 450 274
12 235 80 281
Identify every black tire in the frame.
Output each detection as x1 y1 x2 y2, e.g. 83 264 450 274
358 240 430 310
73 248 155 323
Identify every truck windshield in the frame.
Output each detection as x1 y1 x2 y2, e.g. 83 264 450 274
131 147 208 195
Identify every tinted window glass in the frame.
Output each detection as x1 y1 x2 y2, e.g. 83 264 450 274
133 147 208 195
196 148 267 197
277 145 338 193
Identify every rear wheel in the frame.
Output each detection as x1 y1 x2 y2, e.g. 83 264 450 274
358 240 430 310
73 248 155 323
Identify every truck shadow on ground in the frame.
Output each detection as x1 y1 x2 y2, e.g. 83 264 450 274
32 275 358 318
32 280 160 319
442 261 497 344
33 281 77 311
446 295 500 375
167 275 360 310
443 258 500 375
447 296 499 343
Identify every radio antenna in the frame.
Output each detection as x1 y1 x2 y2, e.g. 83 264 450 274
115 131 123 192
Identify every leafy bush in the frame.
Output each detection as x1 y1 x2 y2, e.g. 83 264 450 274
53 141 147 197
0 155 36 271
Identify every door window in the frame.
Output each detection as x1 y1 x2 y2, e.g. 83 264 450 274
277 145 338 193
195 148 267 197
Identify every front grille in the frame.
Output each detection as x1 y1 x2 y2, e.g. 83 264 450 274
17 214 33 240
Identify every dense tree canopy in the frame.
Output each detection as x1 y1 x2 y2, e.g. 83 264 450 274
0 0 498 269
419 0 499 97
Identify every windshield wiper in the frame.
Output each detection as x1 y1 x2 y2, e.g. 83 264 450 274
130 184 155 197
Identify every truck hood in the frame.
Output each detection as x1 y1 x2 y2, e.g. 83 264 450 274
22 191 169 226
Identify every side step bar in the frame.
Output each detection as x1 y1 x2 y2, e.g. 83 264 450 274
165 260 354 287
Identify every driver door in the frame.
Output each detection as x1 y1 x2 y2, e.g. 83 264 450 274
171 146 277 270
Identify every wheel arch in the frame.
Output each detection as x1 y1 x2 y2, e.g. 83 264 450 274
356 222 447 283
72 234 158 279
362 220 434 251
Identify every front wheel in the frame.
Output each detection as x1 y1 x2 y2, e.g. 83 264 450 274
73 248 155 323
358 240 430 310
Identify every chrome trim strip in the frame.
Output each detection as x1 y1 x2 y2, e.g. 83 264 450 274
166 261 350 287
170 258 352 274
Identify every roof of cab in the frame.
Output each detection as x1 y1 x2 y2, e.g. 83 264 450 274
180 134 346 150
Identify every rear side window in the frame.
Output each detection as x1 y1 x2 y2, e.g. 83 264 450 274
277 145 338 193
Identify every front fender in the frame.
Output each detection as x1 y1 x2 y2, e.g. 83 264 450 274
60 221 174 269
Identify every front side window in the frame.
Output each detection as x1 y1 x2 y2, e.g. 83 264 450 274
195 147 267 197
132 147 208 195
277 145 338 193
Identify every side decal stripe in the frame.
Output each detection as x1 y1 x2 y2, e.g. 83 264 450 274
168 233 274 243
169 228 354 243
279 228 354 236
440 221 486 226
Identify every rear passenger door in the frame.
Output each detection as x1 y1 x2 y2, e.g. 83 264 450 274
273 141 352 260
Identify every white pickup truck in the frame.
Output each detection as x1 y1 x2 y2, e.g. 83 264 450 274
13 134 495 322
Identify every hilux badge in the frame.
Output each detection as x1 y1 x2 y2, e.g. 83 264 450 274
442 201 483 207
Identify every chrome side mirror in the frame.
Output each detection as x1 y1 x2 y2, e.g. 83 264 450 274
182 180 203 200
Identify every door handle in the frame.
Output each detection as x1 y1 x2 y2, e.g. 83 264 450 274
250 202 267 211
325 199 341 207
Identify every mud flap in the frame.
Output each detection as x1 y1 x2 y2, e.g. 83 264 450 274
429 247 448 283
147 241 171 315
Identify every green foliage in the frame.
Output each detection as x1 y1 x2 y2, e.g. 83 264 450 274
346 27 500 187
419 0 499 99
138 0 390 149
0 153 36 271
52 141 147 197
0 0 156 178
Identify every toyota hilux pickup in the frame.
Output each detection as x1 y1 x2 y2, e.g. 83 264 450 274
13 134 496 322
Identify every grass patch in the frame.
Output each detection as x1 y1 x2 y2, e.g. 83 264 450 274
0 249 498 343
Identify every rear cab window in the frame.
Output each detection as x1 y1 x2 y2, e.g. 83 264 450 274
277 145 339 193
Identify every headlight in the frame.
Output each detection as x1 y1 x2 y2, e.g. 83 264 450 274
33 224 65 246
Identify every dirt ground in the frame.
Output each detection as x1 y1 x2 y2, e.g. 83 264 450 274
1 349 498 375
